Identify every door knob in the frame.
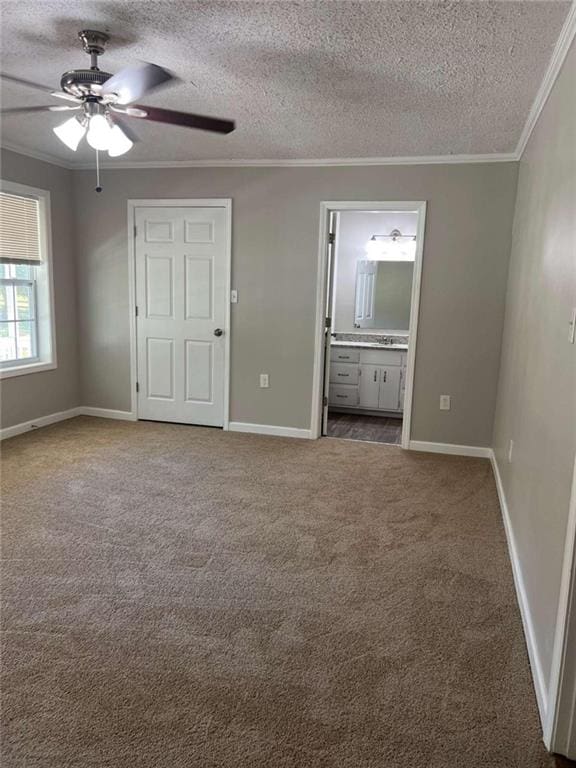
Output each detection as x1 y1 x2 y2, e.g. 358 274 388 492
213 328 223 337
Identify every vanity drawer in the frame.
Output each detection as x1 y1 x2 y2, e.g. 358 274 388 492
329 384 359 407
330 347 361 363
360 349 403 366
330 362 360 385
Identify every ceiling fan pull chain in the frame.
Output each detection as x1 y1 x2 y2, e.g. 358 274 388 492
95 149 103 193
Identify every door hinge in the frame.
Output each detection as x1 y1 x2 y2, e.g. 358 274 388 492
325 316 332 328
134 224 137 238
135 305 139 317
323 396 328 407
328 232 335 245
136 382 140 393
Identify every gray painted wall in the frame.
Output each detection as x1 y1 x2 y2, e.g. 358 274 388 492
0 150 79 428
492 40 576 690
334 210 417 333
72 162 517 443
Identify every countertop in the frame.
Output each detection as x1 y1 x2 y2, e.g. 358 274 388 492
331 340 408 351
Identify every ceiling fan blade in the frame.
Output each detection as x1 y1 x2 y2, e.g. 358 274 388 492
1 72 56 94
50 91 83 103
100 62 175 105
0 105 80 115
110 104 148 118
130 105 235 134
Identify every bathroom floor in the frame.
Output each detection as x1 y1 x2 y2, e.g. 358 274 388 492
326 412 403 445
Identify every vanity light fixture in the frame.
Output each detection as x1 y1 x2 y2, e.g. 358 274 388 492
366 229 417 261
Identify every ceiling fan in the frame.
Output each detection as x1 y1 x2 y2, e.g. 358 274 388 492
1 29 235 160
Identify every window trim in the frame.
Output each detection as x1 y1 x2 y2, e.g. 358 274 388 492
0 180 57 379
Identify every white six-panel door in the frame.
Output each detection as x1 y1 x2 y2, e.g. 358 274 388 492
135 205 228 427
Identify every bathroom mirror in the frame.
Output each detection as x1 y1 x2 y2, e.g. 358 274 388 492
354 259 413 331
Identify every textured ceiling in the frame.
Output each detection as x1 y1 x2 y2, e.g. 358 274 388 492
0 0 571 164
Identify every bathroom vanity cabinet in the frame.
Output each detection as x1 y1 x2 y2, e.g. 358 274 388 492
329 346 407 413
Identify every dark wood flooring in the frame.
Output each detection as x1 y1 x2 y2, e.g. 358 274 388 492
326 412 403 445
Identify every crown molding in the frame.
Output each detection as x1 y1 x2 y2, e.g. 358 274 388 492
73 153 518 170
1 141 74 169
0 142 518 170
514 0 576 160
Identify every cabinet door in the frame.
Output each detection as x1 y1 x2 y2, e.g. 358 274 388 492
378 366 401 410
359 365 380 408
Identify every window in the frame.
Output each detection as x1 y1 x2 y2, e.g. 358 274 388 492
0 262 38 363
0 182 56 378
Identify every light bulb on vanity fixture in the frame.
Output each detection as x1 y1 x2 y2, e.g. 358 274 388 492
365 229 417 262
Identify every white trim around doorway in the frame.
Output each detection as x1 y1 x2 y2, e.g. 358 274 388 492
311 200 427 448
127 199 232 429
545 456 576 758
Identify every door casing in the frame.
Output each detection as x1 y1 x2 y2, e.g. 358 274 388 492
311 200 427 448
127 199 232 428
545 457 576 758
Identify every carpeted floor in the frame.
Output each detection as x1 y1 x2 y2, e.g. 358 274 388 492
1 417 572 768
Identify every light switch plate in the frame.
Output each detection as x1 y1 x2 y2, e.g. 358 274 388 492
259 373 269 388
569 307 575 344
230 289 238 304
440 395 451 411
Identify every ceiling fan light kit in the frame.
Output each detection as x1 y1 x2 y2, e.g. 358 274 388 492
52 114 87 151
1 28 236 191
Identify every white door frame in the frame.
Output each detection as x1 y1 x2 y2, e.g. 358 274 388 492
545 457 576 758
311 200 427 448
127 199 232 429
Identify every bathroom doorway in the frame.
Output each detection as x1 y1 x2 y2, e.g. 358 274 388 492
312 201 426 447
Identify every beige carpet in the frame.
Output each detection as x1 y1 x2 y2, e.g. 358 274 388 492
1 417 572 768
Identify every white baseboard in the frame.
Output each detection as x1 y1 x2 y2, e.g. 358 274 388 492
80 407 137 421
1 406 137 440
409 440 492 458
489 449 548 726
228 421 312 439
0 407 83 440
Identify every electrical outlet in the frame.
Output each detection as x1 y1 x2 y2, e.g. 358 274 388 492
508 439 514 463
230 289 238 304
439 395 451 411
259 373 269 388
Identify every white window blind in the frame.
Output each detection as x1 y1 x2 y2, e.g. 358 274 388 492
0 191 42 265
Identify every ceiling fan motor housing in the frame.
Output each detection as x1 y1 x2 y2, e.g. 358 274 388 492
60 68 112 97
78 30 109 57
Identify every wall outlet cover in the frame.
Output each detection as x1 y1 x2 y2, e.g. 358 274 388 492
230 289 238 304
440 395 451 411
259 373 269 388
